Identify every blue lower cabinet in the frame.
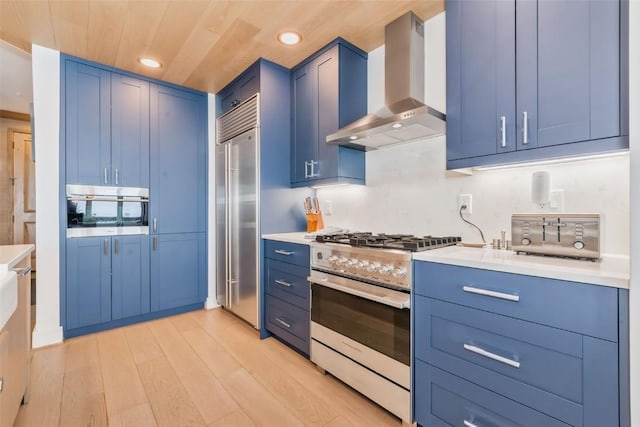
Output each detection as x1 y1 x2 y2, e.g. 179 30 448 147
265 295 310 355
65 237 112 330
112 235 150 320
413 261 628 427
150 232 206 312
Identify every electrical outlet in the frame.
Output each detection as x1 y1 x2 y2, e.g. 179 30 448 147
458 194 472 214
324 200 333 216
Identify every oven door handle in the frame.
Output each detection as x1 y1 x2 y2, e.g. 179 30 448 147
308 275 410 309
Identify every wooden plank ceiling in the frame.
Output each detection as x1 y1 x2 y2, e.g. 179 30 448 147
0 0 444 94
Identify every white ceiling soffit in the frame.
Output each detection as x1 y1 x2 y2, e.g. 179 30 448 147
0 40 32 115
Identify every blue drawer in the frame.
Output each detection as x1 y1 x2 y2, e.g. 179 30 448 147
266 259 309 310
415 360 570 427
415 296 583 425
265 295 309 355
414 261 618 341
264 240 310 267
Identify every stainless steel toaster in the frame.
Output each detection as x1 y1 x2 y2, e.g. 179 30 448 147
511 214 600 260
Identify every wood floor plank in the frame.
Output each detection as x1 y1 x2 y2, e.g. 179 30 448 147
137 357 183 395
208 409 256 427
14 344 65 426
146 384 207 427
109 403 158 427
170 312 201 332
59 391 108 427
123 323 164 365
324 415 355 427
147 318 240 424
181 327 243 379
65 335 100 372
97 329 149 417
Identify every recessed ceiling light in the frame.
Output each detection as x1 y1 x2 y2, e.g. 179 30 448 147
392 123 403 129
349 135 359 140
278 31 302 45
138 57 162 68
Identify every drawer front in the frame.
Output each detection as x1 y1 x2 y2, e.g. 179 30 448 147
266 259 309 310
264 240 310 267
414 261 618 341
415 297 583 425
265 295 309 355
415 360 570 427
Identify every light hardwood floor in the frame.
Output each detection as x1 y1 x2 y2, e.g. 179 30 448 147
15 308 402 426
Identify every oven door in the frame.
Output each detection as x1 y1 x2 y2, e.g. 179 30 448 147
309 270 410 367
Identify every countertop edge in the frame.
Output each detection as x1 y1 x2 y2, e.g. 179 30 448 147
0 244 35 272
262 233 313 246
413 247 629 289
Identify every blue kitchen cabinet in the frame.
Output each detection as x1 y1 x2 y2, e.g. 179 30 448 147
216 63 259 117
290 39 367 187
111 235 150 320
64 59 111 186
65 235 150 333
150 233 206 312
149 83 207 235
65 237 111 330
413 261 629 427
263 240 310 355
446 0 628 169
64 57 149 187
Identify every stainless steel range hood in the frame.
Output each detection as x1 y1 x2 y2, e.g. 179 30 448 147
327 11 445 150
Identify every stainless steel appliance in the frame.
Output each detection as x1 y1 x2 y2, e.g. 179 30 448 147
326 11 445 150
216 95 260 328
511 214 600 260
66 184 149 238
309 233 460 423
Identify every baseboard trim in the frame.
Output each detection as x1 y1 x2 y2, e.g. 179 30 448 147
32 324 64 348
205 297 220 310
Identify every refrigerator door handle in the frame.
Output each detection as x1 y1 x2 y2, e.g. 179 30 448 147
226 145 232 309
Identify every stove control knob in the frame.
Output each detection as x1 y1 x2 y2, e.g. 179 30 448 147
392 268 407 278
573 240 585 250
337 257 348 266
345 259 358 268
327 255 338 264
356 261 369 270
367 262 380 273
379 265 393 276
521 237 531 246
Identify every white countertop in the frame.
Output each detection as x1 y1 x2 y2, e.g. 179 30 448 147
0 244 35 272
262 232 314 246
413 246 630 288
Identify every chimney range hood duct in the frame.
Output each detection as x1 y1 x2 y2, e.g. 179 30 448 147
326 11 445 150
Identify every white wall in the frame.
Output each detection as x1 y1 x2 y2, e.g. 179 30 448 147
206 93 219 309
628 0 639 424
31 45 63 348
318 13 630 257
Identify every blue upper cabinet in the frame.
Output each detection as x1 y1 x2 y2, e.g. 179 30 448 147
64 60 111 186
64 57 149 187
446 0 628 169
216 63 259 117
149 84 207 235
290 39 367 187
111 74 150 188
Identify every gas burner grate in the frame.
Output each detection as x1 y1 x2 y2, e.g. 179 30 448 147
315 233 461 252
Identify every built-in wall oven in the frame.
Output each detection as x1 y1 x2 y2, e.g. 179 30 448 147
309 233 460 424
66 185 149 237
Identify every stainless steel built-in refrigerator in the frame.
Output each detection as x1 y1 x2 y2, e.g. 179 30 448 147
216 95 259 327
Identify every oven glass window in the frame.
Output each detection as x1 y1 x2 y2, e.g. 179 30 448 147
311 284 410 365
67 200 148 228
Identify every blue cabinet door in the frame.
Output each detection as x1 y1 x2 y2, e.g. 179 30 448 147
516 0 621 149
216 63 259 117
149 84 207 234
111 74 150 188
291 64 315 184
64 60 111 185
111 235 150 320
65 237 111 330
446 0 516 161
150 233 206 311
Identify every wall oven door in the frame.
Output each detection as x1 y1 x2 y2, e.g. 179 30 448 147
66 185 149 237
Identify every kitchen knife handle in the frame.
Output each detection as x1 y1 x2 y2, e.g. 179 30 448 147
500 116 506 148
522 111 529 145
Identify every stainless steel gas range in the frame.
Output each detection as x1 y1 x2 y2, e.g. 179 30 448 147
308 233 460 423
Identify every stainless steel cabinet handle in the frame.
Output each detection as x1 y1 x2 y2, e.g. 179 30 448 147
12 266 32 277
152 236 157 251
103 239 108 255
275 317 291 328
304 161 310 178
310 160 318 177
275 279 292 287
464 420 478 427
103 167 108 184
500 116 506 148
464 343 520 368
114 239 119 255
0 377 3 392
274 249 293 256
522 111 529 144
153 218 157 233
115 168 119 185
463 285 520 302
